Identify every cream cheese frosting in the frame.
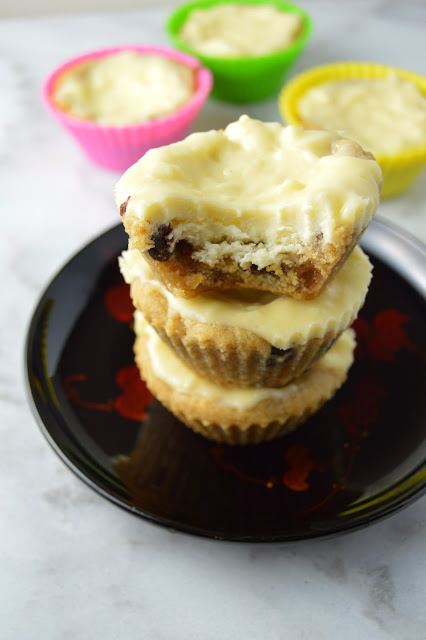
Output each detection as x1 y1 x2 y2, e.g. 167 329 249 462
178 3 303 57
53 51 195 125
297 73 426 156
115 116 382 268
120 245 372 348
134 311 355 410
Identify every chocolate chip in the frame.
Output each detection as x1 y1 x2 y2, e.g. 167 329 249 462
148 224 173 261
266 346 295 367
119 196 131 217
249 264 267 274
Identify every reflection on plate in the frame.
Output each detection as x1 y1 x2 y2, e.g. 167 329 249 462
25 218 426 542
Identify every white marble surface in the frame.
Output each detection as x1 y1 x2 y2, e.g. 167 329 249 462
0 0 183 19
1 2 425 639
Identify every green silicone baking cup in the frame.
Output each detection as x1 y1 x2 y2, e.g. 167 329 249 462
167 0 314 103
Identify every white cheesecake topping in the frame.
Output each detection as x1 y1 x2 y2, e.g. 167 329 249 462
178 3 303 57
298 73 426 155
53 51 195 125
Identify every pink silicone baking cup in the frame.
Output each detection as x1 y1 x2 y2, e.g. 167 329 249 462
42 45 213 171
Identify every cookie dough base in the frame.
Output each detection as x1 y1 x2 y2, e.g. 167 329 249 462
131 224 359 300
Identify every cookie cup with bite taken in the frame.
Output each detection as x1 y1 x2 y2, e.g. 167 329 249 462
116 116 381 300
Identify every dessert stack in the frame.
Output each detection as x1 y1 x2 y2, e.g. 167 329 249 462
116 116 382 445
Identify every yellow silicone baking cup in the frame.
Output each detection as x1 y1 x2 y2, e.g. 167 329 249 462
278 62 426 198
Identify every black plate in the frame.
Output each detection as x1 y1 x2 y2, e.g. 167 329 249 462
25 218 426 542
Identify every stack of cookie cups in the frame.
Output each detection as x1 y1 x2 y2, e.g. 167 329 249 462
119 241 372 445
